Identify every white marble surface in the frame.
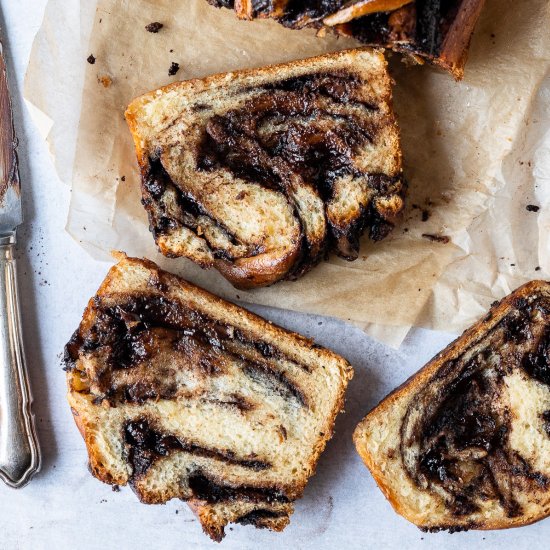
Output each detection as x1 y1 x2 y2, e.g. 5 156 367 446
1 2 548 549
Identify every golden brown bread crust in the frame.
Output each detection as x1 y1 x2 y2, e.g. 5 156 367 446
125 49 404 289
354 280 550 531
436 0 486 79
66 253 353 540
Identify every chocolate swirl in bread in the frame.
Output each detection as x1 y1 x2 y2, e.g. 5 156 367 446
125 50 404 289
65 255 353 541
206 0 486 79
354 281 550 532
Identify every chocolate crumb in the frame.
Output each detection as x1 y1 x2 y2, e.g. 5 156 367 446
145 22 164 33
87 54 96 65
121 176 126 182
526 204 540 212
421 210 430 222
98 75 112 88
112 485 120 492
535 266 541 271
168 62 180 76
422 233 450 244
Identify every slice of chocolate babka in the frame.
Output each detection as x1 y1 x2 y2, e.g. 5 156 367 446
354 280 550 531
64 254 353 541
206 0 486 78
125 49 404 289
331 0 486 79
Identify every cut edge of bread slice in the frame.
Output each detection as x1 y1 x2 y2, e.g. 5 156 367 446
66 252 353 541
354 280 550 531
125 48 404 289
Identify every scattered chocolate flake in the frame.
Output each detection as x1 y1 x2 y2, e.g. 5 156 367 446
526 204 540 212
112 485 120 492
145 22 164 33
535 266 541 272
168 62 180 76
421 210 430 222
422 233 450 244
121 176 126 182
87 54 96 65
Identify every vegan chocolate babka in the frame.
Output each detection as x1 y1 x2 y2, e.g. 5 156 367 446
125 49 404 289
354 281 550 531
207 0 486 78
64 254 353 541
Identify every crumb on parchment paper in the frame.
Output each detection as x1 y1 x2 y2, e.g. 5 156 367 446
98 75 112 88
168 62 180 76
422 233 450 244
145 22 164 33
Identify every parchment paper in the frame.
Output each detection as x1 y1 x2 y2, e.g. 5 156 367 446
24 0 550 345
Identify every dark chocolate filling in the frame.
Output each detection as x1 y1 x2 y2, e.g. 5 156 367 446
205 1 479 71
207 0 235 8
250 0 280 17
542 410 550 437
235 508 288 526
279 0 344 27
342 0 462 58
64 292 309 407
188 472 289 504
196 72 387 268
143 71 404 279
124 418 271 477
400 296 550 522
243 361 307 406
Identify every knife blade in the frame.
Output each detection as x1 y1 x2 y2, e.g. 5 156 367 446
0 25 40 488
0 39 21 231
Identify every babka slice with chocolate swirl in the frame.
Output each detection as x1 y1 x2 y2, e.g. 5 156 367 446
205 1 485 79
64 254 353 541
125 49 404 289
330 0 486 79
354 281 550 532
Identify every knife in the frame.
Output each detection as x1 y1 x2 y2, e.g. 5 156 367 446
0 29 40 488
